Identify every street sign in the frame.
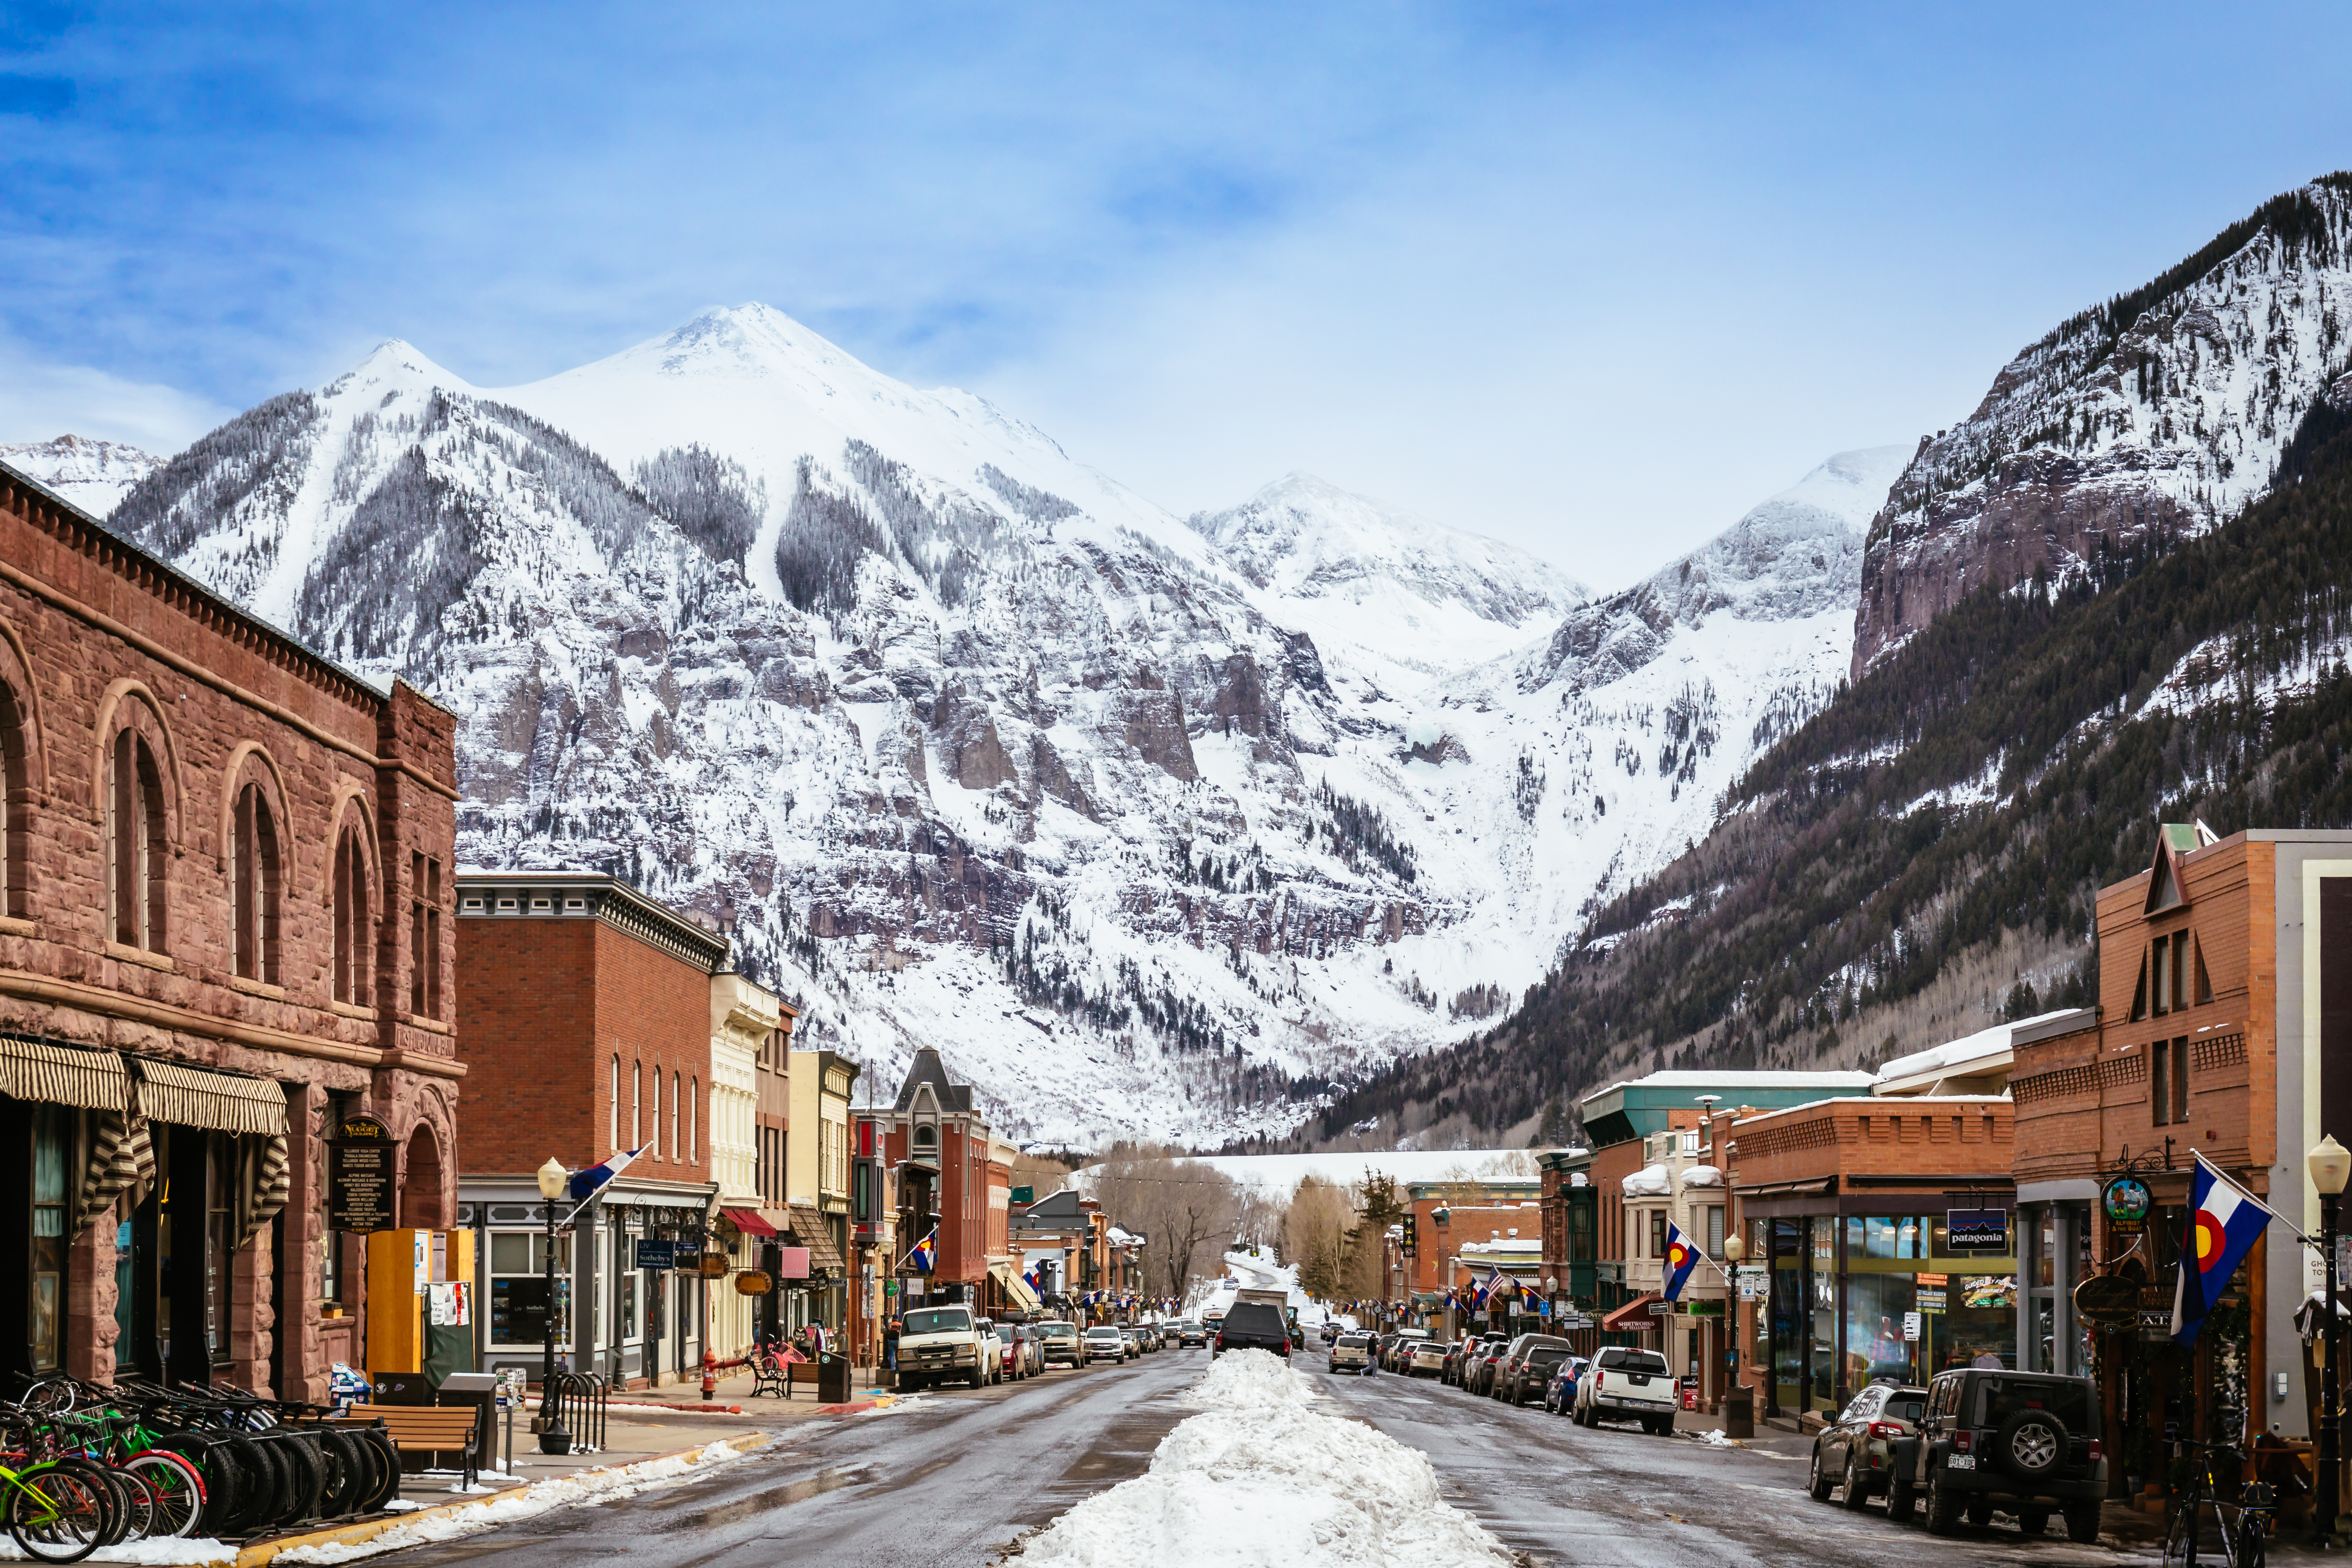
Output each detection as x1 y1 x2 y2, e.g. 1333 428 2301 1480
1648 1300 1672 1316
2074 1273 2141 1326
1915 1287 1947 1313
2104 1175 2152 1238
1011 1186 1035 1204
1947 1209 2010 1252
328 1115 396 1233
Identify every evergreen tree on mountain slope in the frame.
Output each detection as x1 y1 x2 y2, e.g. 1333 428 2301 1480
1323 370 2352 1142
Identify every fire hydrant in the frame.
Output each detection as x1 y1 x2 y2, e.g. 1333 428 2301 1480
701 1347 718 1400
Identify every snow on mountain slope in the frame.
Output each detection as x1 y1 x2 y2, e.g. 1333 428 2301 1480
0 434 164 515
1188 473 1586 691
97 301 1897 1148
1854 174 2352 676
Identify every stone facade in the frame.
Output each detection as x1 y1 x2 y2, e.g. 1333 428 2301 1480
0 456 461 1397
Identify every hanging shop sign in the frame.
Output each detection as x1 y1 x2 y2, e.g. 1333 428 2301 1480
1946 1208 2010 1253
328 1114 397 1233
635 1239 678 1270
697 1254 731 1279
734 1270 775 1296
2074 1272 2141 1326
778 1245 812 1279
2103 1176 2153 1239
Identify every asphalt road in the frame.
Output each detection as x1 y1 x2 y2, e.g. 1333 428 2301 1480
389 1351 1205 1568
1323 1366 2147 1567
387 1349 2164 1567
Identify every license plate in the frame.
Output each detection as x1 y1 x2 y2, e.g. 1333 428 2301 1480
1947 1454 1976 1470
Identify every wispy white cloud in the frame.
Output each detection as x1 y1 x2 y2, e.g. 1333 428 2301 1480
0 334 229 454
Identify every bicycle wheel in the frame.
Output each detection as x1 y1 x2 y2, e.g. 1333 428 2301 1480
7 1466 110 1564
2237 1516 2265 1568
314 1431 368 1518
270 1436 326 1529
122 1452 207 1540
75 1461 150 1546
2162 1501 2198 1568
352 1427 401 1512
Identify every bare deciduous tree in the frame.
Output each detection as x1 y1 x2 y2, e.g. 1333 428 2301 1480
1085 1145 1247 1304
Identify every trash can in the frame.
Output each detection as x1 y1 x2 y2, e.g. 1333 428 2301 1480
1724 1386 1755 1440
438 1372 500 1480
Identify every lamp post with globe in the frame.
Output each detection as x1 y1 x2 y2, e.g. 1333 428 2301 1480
2312 1134 2351 1546
536 1157 572 1456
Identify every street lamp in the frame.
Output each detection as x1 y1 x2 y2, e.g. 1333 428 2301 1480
1723 1234 1746 1395
536 1157 572 1456
2313 1134 2351 1546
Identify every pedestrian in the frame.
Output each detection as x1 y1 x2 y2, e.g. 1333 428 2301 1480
885 1317 901 1371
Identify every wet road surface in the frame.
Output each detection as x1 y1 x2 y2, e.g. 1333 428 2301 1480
1321 1366 2150 1567
392 1351 1203 1568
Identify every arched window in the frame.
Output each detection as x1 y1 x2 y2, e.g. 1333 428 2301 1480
671 1071 680 1163
609 1054 620 1151
331 816 372 1004
632 1060 642 1150
0 676 27 920
232 780 282 983
688 1078 698 1163
106 727 167 950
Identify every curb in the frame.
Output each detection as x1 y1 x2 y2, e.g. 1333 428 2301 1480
231 1429 775 1568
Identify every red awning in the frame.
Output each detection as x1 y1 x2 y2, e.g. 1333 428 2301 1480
721 1206 777 1237
1600 1293 1662 1332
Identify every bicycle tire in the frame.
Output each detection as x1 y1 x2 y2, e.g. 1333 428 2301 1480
76 1461 149 1547
121 1451 206 1540
157 1434 243 1537
2163 1501 2197 1568
353 1426 401 1512
315 1431 369 1518
220 1436 286 1536
2238 1516 2265 1568
271 1435 326 1529
7 1465 110 1565
102 1462 162 1545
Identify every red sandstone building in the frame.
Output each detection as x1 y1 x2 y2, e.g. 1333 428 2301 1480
0 457 461 1396
878 1048 1009 1309
2010 825 2352 1483
454 871 728 1387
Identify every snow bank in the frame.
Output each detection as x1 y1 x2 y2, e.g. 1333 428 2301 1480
1016 1351 1511 1568
0 1540 234 1565
270 1440 750 1564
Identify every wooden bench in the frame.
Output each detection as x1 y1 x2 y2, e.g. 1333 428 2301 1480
333 1406 481 1491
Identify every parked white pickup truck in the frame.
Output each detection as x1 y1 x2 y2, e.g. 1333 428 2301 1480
898 1304 990 1390
1573 1345 1678 1434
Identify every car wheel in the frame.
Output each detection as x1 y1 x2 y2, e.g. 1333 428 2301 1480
2063 1502 2100 1543
1886 1472 1916 1525
1842 1450 1871 1511
1924 1463 1961 1536
1806 1445 1833 1503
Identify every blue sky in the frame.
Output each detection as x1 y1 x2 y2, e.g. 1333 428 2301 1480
3 2 2350 587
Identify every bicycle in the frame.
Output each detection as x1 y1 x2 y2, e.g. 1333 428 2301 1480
2162 1436 2276 1568
0 1413 116 1565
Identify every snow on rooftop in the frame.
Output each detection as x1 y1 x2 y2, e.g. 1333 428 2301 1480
1622 1164 1673 1197
1872 1009 2076 1087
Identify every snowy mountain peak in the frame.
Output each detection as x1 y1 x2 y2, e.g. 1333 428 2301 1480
0 434 164 517
332 339 473 397
1190 472 1586 689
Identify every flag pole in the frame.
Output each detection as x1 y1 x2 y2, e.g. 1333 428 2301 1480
2191 1149 2315 1245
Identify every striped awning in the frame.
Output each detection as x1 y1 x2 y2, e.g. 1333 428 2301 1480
0 1035 128 1111
131 1058 290 1136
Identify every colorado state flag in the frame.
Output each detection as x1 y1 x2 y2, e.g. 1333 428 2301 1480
903 1225 938 1273
2172 1154 2273 1345
1662 1221 1701 1302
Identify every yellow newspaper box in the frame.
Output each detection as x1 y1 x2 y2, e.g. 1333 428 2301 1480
366 1229 475 1376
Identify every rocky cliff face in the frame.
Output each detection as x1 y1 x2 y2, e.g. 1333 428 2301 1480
1853 174 2352 678
93 305 1903 1147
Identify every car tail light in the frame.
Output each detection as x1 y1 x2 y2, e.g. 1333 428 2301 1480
1870 1422 1905 1439
1953 1430 1972 1452
2087 1439 2104 1460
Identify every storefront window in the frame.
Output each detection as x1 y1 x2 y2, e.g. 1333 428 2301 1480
1842 1273 1919 1385
1940 1275 2016 1371
206 1136 234 1363
488 1230 570 1347
31 1106 68 1371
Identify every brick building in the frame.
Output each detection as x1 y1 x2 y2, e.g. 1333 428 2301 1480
2009 825 2352 1470
0 457 460 1397
454 871 728 1387
879 1048 998 1308
1728 1093 2017 1416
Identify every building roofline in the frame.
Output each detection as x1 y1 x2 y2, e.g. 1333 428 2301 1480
0 454 454 721
455 871 732 972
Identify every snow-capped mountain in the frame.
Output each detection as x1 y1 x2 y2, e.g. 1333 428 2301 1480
0 434 162 515
99 303 1900 1146
1189 473 1586 691
1854 173 2352 676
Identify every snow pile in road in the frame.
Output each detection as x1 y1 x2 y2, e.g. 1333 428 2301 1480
1015 1351 1512 1568
272 1440 751 1564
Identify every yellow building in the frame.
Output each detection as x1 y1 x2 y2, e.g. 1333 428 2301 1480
707 970 780 1361
787 1049 858 1334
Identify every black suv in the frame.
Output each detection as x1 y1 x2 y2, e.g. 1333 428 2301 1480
1493 1334 1573 1406
1213 1302 1293 1357
1899 1369 2105 1542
